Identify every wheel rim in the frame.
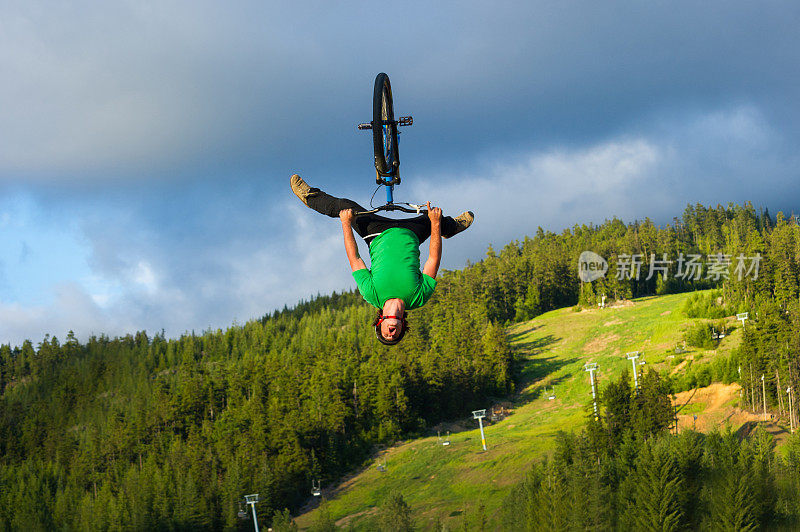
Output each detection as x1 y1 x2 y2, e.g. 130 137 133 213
381 85 393 168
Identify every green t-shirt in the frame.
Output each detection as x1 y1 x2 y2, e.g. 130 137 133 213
352 227 437 309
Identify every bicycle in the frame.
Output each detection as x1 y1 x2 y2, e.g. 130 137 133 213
355 73 422 216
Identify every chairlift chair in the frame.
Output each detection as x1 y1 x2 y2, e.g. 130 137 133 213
547 386 556 400
237 500 249 520
311 480 321 497
442 430 451 446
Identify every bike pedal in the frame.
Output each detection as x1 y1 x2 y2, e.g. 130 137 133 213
398 116 413 126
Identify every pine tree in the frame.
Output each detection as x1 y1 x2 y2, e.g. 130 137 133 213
272 508 300 532
378 491 414 532
310 498 337 532
624 440 684 531
704 431 758 530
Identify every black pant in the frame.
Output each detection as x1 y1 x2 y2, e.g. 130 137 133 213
305 188 459 245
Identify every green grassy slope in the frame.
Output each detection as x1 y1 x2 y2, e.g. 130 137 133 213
295 291 743 530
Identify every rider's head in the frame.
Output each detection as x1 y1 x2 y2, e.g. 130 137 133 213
373 307 409 346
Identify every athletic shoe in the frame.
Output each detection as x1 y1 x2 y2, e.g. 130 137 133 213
290 174 318 206
444 211 474 238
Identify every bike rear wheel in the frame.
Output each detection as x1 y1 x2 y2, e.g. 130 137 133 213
372 73 400 182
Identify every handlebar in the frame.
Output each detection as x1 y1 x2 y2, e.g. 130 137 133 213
354 203 427 217
356 116 413 130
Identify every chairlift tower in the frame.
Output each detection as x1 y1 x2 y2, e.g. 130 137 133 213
472 409 488 451
626 352 645 390
242 494 260 532
584 363 599 420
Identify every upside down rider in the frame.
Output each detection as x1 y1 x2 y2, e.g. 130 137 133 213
290 174 474 345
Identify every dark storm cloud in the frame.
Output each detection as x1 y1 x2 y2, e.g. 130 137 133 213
2 1 797 186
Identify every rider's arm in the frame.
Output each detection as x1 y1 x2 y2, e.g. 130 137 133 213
423 203 442 279
340 209 367 272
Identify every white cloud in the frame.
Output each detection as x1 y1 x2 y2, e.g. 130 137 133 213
132 261 157 294
0 282 125 346
409 137 663 262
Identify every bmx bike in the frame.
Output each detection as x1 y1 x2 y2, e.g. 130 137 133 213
355 73 423 216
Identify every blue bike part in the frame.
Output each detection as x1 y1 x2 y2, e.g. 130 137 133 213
386 183 394 204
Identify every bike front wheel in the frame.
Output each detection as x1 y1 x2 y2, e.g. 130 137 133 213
372 73 400 182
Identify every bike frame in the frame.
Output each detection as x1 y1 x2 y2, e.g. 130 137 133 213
356 73 416 216
386 182 394 204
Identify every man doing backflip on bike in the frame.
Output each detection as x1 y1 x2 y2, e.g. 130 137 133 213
290 174 474 345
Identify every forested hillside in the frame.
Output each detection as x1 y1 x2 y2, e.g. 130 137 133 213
2 201 800 529
0 290 511 529
500 372 800 530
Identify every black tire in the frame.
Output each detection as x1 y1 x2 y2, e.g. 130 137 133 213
372 73 400 182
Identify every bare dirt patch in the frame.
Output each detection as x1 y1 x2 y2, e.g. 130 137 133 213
670 358 689 375
608 299 635 309
674 382 738 411
603 319 624 327
673 382 762 432
660 310 671 316
583 333 620 354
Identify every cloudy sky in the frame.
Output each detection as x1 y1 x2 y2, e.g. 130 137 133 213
1 1 798 347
